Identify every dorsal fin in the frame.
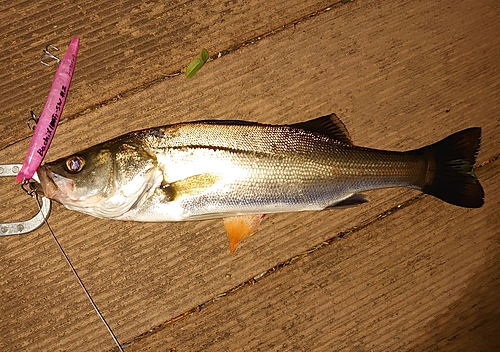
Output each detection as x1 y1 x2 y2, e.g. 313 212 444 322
290 113 352 145
198 113 352 144
198 119 262 126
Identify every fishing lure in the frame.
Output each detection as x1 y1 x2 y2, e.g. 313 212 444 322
16 37 79 183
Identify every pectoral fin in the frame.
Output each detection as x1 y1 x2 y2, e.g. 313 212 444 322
223 214 265 254
160 173 221 201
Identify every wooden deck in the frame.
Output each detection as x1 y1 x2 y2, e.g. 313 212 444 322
0 0 498 350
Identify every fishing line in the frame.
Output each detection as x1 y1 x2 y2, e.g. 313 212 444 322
29 188 124 352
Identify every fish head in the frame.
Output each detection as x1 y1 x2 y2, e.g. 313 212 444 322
37 140 159 218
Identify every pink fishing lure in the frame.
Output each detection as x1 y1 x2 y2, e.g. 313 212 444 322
16 37 79 183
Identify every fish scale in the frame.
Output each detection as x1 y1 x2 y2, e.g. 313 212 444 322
36 114 484 252
127 122 427 219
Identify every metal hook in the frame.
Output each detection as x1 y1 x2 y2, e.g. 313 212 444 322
27 110 39 130
0 164 51 236
40 44 61 66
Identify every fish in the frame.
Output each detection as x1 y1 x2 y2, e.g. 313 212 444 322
36 114 484 253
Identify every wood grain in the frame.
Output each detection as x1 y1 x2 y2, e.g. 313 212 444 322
0 0 498 350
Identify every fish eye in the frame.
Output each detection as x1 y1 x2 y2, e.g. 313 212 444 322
65 155 85 173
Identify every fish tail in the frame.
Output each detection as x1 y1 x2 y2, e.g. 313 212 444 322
416 127 484 208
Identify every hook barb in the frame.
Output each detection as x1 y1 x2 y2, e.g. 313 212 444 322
40 44 61 66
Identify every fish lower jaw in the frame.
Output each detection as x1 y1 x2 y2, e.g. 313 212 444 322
36 167 73 201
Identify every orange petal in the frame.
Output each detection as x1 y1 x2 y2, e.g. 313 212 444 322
223 214 265 254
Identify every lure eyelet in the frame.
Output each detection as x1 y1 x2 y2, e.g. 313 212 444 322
65 155 85 173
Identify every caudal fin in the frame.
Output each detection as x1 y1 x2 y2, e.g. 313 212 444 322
418 128 484 208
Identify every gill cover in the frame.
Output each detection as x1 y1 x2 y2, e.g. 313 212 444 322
38 140 159 219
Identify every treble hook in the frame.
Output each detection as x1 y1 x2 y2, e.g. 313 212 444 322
40 44 61 66
21 179 38 197
27 110 39 130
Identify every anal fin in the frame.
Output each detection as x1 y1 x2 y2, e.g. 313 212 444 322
326 193 369 209
223 214 265 254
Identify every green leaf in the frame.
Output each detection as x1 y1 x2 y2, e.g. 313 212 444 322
185 58 204 78
200 48 209 63
185 48 210 78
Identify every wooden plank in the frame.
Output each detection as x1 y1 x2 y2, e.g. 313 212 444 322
126 161 499 352
0 0 332 148
0 0 498 350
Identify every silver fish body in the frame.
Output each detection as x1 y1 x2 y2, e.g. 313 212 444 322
37 114 484 225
